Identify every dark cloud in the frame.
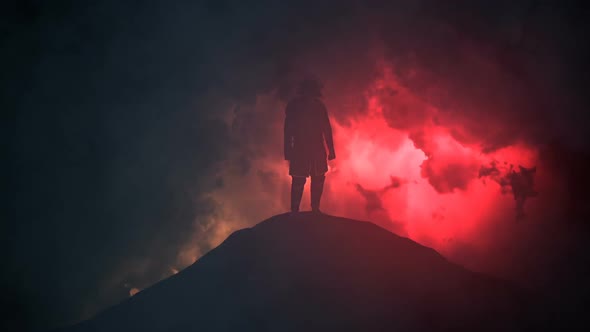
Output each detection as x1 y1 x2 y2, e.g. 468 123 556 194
377 0 590 152
3 1 284 329
354 176 407 234
420 157 479 193
478 162 539 219
3 1 376 329
355 176 405 213
372 0 590 222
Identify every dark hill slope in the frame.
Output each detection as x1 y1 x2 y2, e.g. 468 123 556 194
60 213 538 331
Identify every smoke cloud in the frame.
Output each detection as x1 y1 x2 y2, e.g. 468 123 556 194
4 1 590 330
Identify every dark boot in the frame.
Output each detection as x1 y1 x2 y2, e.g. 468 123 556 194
291 176 306 212
311 174 325 213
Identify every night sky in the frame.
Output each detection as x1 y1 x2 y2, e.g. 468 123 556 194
3 1 590 330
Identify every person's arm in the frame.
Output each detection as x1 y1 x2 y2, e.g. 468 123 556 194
284 104 294 161
321 103 336 160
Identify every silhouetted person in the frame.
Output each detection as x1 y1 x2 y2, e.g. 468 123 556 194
284 78 335 213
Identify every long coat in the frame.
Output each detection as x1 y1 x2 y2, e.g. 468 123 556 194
284 96 335 177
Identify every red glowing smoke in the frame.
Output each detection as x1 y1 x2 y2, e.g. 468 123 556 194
204 61 558 281
313 63 543 259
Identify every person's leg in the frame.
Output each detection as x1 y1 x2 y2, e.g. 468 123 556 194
311 174 325 212
291 176 306 212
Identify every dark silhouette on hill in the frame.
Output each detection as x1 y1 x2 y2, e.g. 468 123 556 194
284 78 335 213
55 213 548 332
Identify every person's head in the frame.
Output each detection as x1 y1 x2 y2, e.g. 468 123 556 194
296 77 323 98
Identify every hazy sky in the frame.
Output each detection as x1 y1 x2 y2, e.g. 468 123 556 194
3 1 590 330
